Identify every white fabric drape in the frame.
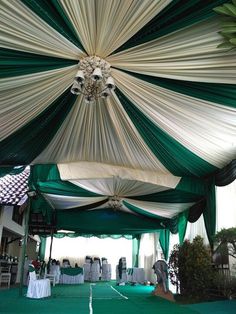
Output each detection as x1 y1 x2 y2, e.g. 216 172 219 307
108 18 236 84
185 214 209 245
139 233 159 283
33 93 169 172
124 199 194 219
216 179 236 231
113 69 236 168
57 162 180 188
70 177 170 197
59 0 171 57
43 193 108 209
0 0 84 59
0 66 77 140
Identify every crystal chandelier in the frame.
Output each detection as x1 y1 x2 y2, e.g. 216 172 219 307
70 56 115 103
108 195 122 210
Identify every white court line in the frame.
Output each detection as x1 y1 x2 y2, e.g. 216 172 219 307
110 285 128 300
89 284 94 314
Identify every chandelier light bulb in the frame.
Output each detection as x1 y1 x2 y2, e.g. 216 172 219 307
91 67 103 81
75 70 85 83
101 90 110 98
70 81 81 95
105 76 115 90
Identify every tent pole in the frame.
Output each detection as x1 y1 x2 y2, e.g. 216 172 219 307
48 229 54 266
19 196 31 297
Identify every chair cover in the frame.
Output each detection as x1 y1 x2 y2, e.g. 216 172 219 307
49 265 60 284
90 260 100 282
101 264 111 281
116 257 127 284
83 263 91 281
27 267 51 299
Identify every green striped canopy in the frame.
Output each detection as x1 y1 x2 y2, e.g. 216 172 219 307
0 0 236 241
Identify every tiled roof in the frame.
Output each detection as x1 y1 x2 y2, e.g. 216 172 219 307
0 168 29 206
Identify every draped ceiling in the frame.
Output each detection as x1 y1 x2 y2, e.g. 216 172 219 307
0 0 236 241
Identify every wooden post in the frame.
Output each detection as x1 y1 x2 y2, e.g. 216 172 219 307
19 196 31 297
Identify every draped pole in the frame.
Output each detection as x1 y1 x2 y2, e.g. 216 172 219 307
19 192 34 297
48 229 54 268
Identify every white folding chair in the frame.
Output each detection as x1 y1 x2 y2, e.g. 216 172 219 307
0 273 11 288
27 265 51 299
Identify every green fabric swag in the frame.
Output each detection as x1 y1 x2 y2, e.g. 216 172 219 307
120 70 236 109
0 48 78 78
39 236 46 260
56 208 162 235
159 229 170 261
178 211 189 244
113 0 226 54
203 177 216 249
0 166 25 178
132 235 141 267
41 233 134 240
21 0 84 51
0 89 77 165
116 89 217 177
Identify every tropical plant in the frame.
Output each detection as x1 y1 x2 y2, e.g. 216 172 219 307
169 236 215 299
214 227 236 259
214 1 236 49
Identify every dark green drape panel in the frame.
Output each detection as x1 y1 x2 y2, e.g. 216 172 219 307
203 177 216 249
132 235 141 267
0 48 77 78
0 89 77 165
215 159 236 186
159 229 170 261
178 211 189 244
0 166 25 178
119 70 236 109
21 0 84 51
56 209 164 235
116 89 217 177
113 0 226 54
39 236 46 260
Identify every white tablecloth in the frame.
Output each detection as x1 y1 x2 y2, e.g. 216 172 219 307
60 273 84 284
127 267 145 284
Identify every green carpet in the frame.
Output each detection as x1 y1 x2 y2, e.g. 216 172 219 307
184 300 236 314
0 283 235 314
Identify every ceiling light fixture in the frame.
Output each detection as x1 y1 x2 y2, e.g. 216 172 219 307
70 56 115 103
108 195 122 210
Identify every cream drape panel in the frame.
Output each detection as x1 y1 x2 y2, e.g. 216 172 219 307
185 214 209 245
33 93 168 172
139 233 159 283
0 66 77 141
0 0 84 59
57 162 180 188
70 177 170 197
59 0 171 57
108 18 236 84
216 180 236 231
43 193 107 209
124 199 194 219
113 69 236 168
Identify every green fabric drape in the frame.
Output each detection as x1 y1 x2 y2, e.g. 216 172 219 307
117 89 217 177
56 208 161 235
48 233 134 240
0 48 78 78
21 0 84 51
178 211 189 244
203 177 216 249
39 236 46 260
0 90 77 165
159 229 170 261
132 234 141 267
113 0 226 53
0 166 25 178
120 70 236 109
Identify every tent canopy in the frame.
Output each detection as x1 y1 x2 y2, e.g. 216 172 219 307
0 0 236 238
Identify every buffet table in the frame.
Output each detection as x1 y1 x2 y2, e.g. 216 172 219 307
127 267 145 284
60 267 84 284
